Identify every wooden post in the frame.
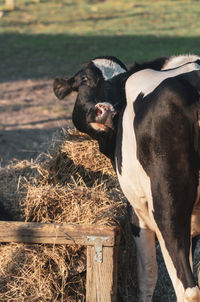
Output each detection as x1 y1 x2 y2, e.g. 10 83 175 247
5 0 15 10
86 245 118 302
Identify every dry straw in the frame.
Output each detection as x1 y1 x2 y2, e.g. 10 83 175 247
0 128 136 302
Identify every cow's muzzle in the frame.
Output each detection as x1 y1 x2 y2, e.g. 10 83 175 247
87 102 117 132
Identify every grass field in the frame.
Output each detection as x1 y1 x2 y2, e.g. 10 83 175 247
0 0 200 81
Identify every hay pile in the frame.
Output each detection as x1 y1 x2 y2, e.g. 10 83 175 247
0 129 137 302
22 129 126 226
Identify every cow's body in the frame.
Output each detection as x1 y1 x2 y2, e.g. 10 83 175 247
53 54 200 301
115 63 200 301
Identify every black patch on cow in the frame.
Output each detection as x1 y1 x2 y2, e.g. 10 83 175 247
97 128 117 161
195 59 200 65
127 201 141 237
71 64 108 135
115 106 126 174
129 57 168 74
177 70 200 94
134 76 200 289
104 73 128 111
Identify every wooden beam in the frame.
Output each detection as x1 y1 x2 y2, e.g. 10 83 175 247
0 221 120 246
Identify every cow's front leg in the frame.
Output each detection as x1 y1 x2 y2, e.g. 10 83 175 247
129 206 157 302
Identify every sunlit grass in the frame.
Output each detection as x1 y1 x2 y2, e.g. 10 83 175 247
0 0 199 36
0 0 200 81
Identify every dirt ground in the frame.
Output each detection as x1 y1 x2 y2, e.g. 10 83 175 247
0 79 76 167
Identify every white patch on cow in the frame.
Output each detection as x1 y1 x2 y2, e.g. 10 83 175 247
125 61 200 103
92 58 126 80
162 54 200 70
116 87 156 231
184 287 200 302
134 229 157 302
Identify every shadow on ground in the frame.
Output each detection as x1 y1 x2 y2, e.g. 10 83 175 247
0 127 60 166
1 34 200 82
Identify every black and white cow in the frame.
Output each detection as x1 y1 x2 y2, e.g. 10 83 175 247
54 54 200 160
54 55 200 301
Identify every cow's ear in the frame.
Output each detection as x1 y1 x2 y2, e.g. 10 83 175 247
53 77 73 100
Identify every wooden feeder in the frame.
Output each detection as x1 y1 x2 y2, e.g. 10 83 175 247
0 221 121 302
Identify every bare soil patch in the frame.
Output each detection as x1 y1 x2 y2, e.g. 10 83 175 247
0 79 76 167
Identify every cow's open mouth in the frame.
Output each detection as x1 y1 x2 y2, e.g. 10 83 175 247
97 107 103 117
88 103 117 132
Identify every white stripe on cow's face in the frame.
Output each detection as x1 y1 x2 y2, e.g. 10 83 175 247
162 54 200 70
92 58 126 80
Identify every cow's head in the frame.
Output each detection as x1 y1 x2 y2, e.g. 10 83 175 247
53 56 127 158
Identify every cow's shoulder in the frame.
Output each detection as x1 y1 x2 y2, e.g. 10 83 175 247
125 69 160 105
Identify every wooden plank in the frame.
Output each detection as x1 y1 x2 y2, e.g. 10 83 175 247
86 245 118 302
0 221 120 246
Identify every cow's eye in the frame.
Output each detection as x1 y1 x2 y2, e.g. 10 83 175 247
81 76 88 83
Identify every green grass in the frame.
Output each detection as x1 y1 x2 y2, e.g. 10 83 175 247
0 0 200 81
